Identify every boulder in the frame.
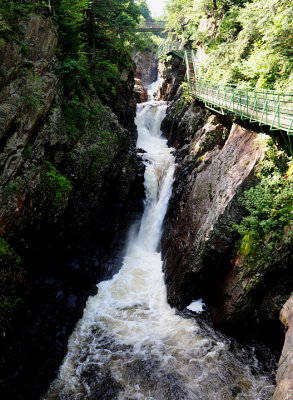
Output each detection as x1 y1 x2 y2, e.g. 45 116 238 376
134 77 148 103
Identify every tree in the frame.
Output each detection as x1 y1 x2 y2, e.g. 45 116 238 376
136 0 153 21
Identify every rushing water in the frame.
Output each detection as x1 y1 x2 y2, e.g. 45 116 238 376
44 97 275 400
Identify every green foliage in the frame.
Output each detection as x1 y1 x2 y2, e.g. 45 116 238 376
91 130 119 164
175 82 194 113
0 0 34 40
3 181 20 201
23 144 33 158
62 95 103 142
137 0 153 22
133 32 160 52
91 53 119 97
51 0 145 103
0 238 21 266
56 55 93 94
165 0 293 90
233 137 293 273
21 71 44 110
41 161 72 214
51 0 88 54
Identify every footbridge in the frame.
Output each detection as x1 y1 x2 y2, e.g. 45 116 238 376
157 41 293 142
136 21 167 33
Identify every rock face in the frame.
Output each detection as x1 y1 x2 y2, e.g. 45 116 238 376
134 77 148 103
162 104 263 308
0 13 144 400
133 50 158 85
157 56 186 101
273 297 293 399
161 97 293 346
0 14 58 234
0 15 57 177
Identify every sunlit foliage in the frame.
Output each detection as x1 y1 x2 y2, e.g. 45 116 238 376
165 0 293 90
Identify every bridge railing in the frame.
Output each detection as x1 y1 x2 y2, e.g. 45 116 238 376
137 21 167 32
138 21 167 28
156 40 182 59
185 50 293 135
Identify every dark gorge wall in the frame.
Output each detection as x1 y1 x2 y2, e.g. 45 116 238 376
0 14 144 400
160 58 293 351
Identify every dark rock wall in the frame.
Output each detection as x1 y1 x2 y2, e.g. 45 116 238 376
157 56 186 101
162 102 263 308
160 75 292 348
0 14 144 400
158 50 293 400
133 50 158 86
134 78 148 103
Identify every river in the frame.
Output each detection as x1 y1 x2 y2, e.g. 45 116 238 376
44 94 274 400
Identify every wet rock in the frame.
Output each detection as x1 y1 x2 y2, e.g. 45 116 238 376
212 232 293 341
133 50 158 86
80 366 123 400
273 296 293 400
157 56 186 101
162 110 264 310
160 84 293 352
134 78 148 103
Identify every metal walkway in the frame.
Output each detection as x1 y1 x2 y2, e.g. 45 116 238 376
157 40 184 59
136 21 167 32
157 40 293 137
185 50 293 137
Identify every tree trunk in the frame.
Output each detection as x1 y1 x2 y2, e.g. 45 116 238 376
91 11 96 60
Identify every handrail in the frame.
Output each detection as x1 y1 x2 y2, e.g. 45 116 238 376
138 21 167 28
156 39 182 59
137 21 167 32
156 41 293 135
183 50 293 136
184 51 190 82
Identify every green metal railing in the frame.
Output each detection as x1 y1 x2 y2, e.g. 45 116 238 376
156 39 183 59
184 50 293 136
137 21 167 32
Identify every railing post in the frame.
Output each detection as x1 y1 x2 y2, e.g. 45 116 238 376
260 91 268 125
246 88 249 117
239 88 242 115
279 94 282 128
287 119 293 135
250 92 258 122
271 94 280 130
240 88 248 119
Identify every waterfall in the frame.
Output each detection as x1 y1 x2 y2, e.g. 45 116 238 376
44 97 274 400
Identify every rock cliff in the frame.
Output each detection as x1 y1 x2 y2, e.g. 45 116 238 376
160 58 293 349
157 55 186 101
0 13 144 400
133 49 158 86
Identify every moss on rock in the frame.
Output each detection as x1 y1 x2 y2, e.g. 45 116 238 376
40 161 72 218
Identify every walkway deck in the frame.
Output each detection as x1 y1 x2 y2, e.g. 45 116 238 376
136 21 167 32
157 39 293 137
184 50 293 136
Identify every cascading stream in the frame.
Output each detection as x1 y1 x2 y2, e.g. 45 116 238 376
44 94 274 400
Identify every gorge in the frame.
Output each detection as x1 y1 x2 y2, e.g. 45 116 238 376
0 1 293 399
